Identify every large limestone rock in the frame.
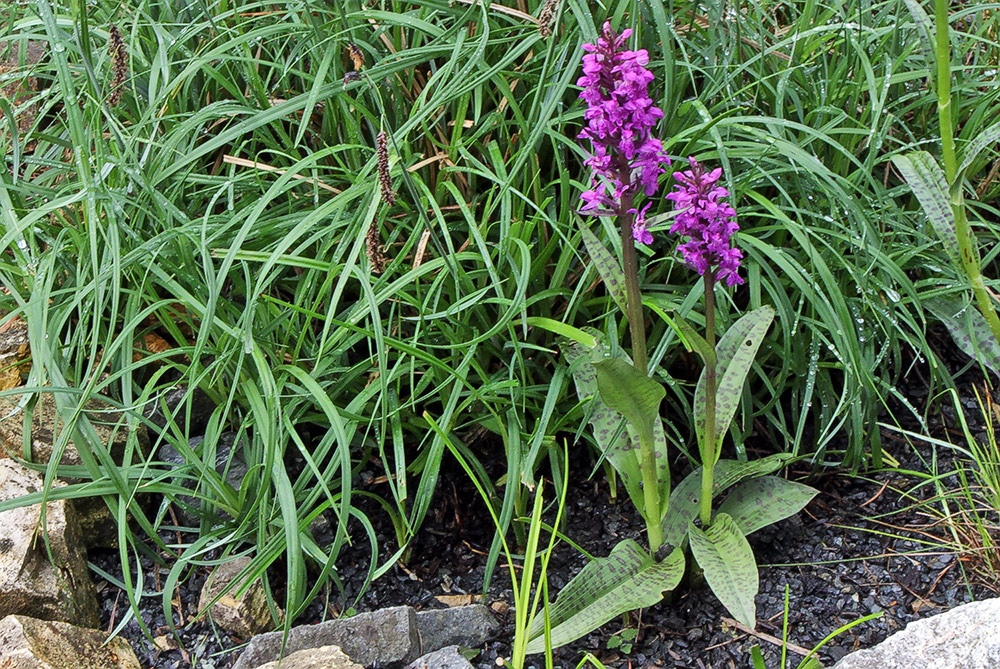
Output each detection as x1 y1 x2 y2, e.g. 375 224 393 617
0 614 140 668
0 459 100 627
197 556 276 639
415 604 498 652
832 598 1000 669
231 606 420 669
0 392 135 467
254 645 362 669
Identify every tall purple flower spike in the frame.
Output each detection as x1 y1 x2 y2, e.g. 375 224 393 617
666 157 744 286
578 21 670 244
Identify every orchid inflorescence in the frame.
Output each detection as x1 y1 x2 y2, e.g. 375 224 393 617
577 22 670 245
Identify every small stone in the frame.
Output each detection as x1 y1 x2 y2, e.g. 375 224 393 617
254 644 362 669
232 606 419 669
0 614 140 668
415 604 499 653
0 460 100 627
158 431 248 526
143 386 215 436
833 598 1000 669
406 645 475 669
197 556 277 639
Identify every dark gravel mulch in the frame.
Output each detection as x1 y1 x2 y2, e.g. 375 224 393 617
89 359 1000 668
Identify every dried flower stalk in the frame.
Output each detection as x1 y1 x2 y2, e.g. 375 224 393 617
107 24 128 107
376 130 396 206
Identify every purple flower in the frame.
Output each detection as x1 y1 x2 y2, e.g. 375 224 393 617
578 21 670 239
666 158 744 286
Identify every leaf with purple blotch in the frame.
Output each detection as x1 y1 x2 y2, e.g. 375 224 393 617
693 306 774 465
689 513 758 628
525 539 684 652
716 476 818 536
925 295 1000 376
892 152 961 271
958 120 1000 181
580 223 628 314
660 454 793 548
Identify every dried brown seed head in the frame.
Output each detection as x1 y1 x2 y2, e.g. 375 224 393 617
107 24 128 106
348 42 365 70
376 130 396 206
538 0 560 38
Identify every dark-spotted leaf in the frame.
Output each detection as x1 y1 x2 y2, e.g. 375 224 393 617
958 119 1000 181
580 223 628 314
892 152 961 270
694 306 774 463
925 295 1000 375
525 540 684 653
689 513 758 628
562 335 642 512
717 476 818 535
661 455 793 548
594 358 665 451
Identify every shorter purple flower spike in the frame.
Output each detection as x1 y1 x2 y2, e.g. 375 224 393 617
666 157 744 286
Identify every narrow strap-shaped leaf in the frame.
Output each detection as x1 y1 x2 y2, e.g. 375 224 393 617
925 295 1000 376
689 513 758 628
661 454 793 548
892 152 961 269
694 306 774 458
958 119 1000 181
716 476 818 535
579 223 628 314
525 540 684 652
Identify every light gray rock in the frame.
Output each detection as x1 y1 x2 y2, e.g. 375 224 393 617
254 644 362 669
416 604 499 653
406 645 475 669
0 460 100 627
833 598 1000 669
0 40 45 136
0 392 135 468
0 614 140 668
198 556 277 639
231 606 420 669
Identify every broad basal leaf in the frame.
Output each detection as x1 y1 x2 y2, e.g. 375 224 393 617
693 306 774 463
689 513 758 628
525 540 684 653
661 454 793 549
925 295 1000 375
717 476 818 535
580 223 628 314
892 152 961 270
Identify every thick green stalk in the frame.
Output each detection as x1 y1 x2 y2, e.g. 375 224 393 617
700 272 717 527
934 0 1000 344
618 185 661 553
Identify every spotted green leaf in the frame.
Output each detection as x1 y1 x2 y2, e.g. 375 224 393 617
925 295 1000 375
525 539 684 653
593 358 665 455
661 454 793 549
579 223 628 314
958 120 1000 183
717 476 818 536
689 512 758 628
892 152 961 270
694 306 774 464
563 335 671 515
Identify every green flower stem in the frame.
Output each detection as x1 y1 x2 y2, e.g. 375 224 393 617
618 194 662 554
700 271 718 528
934 0 1000 344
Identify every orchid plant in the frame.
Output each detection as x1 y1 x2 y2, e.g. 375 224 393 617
526 22 817 653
